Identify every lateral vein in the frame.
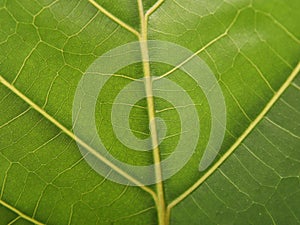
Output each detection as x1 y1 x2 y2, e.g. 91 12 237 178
167 61 300 210
145 0 165 19
89 0 140 38
155 7 242 80
0 75 156 199
0 200 44 225
155 33 227 80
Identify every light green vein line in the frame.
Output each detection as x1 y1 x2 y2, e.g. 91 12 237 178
0 200 44 225
265 208 277 225
255 10 300 45
292 82 300 91
112 206 156 222
155 7 242 80
240 51 275 93
12 42 40 84
167 61 300 212
8 216 20 225
0 107 31 129
145 0 165 19
265 117 300 139
154 32 227 80
88 0 140 38
0 163 11 199
0 75 157 200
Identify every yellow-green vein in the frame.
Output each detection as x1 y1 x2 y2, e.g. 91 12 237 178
0 76 157 201
167 62 300 216
0 200 44 225
89 0 140 38
137 0 167 224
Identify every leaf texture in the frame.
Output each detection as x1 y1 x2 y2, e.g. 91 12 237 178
0 0 299 224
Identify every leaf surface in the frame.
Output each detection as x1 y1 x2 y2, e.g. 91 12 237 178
0 0 299 224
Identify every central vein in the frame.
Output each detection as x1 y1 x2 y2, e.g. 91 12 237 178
137 1 167 225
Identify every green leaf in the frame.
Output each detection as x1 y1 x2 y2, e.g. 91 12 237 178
0 0 299 225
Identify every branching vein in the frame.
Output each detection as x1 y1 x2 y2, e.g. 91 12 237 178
88 0 140 38
0 75 156 200
167 61 300 211
145 0 165 19
0 200 44 225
